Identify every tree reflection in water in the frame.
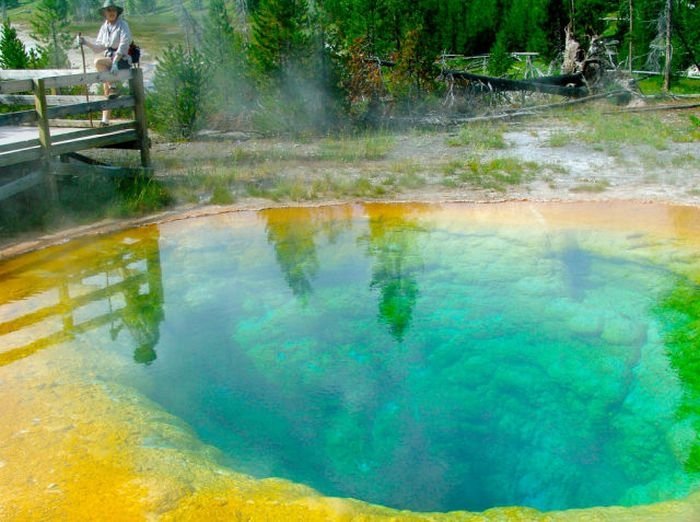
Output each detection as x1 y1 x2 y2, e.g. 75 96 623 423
0 226 165 367
362 206 426 342
264 208 320 300
262 206 353 300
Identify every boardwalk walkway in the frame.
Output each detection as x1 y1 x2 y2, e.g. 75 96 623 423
0 68 150 202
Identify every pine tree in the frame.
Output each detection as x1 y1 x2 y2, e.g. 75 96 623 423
30 0 71 68
150 45 212 139
202 0 247 106
250 0 312 78
0 20 29 69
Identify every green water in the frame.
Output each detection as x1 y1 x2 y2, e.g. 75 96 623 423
3 203 700 513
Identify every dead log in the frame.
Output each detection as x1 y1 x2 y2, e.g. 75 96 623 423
439 69 589 98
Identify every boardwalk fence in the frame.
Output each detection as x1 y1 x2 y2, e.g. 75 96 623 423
0 68 150 203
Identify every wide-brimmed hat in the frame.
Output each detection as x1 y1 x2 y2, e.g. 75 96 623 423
99 0 123 16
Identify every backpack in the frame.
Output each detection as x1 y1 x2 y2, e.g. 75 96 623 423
128 41 141 65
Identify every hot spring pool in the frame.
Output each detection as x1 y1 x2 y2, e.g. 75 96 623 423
1 202 699 519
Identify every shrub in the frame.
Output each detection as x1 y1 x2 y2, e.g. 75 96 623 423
149 45 212 140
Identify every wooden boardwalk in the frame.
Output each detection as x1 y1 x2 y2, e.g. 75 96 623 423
0 68 150 202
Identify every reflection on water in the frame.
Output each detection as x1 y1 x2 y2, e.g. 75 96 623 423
0 226 164 367
362 206 425 342
1 202 700 514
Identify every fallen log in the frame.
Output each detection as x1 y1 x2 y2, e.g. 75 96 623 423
604 102 700 114
440 69 589 98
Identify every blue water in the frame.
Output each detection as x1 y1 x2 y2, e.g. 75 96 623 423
5 203 700 513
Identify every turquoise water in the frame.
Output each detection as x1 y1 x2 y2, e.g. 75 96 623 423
3 203 700 513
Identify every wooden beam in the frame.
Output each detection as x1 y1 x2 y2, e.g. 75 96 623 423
52 160 153 178
0 171 43 201
0 126 138 168
0 70 132 95
0 147 42 167
0 137 40 154
129 68 151 168
41 69 132 90
46 96 134 119
0 69 84 80
60 152 110 166
0 79 33 94
50 122 135 144
33 78 58 202
0 94 110 106
50 129 139 155
0 109 38 126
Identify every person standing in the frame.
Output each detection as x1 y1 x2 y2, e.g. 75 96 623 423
76 0 132 126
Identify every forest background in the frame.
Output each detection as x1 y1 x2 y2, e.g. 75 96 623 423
1 0 699 139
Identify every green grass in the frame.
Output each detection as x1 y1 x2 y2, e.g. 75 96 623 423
447 123 508 149
318 133 395 162
546 130 573 148
0 169 172 243
637 76 700 96
570 179 611 193
562 109 700 151
442 156 537 192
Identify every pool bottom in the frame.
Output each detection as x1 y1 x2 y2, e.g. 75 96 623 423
1 341 698 521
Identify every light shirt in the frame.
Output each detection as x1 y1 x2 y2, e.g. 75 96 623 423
95 17 132 58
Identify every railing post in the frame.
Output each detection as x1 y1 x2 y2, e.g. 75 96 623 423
33 78 58 202
128 68 151 169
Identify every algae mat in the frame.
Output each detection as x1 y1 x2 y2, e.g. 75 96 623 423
1 201 699 520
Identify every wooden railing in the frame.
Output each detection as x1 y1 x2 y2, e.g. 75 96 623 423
0 68 150 201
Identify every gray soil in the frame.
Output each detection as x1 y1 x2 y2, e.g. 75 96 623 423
2 109 699 259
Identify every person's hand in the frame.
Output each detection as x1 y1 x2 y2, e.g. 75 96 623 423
76 35 84 46
110 60 119 74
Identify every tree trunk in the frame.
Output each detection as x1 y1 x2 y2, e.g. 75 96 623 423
663 0 672 93
628 0 633 74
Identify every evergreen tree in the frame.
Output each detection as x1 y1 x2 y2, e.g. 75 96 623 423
249 0 312 78
149 45 212 139
30 0 71 68
0 20 29 68
202 0 248 107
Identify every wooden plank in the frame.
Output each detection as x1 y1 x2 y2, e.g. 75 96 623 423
0 171 43 201
0 147 42 167
0 69 83 80
41 69 132 90
0 94 107 106
0 110 38 126
33 79 51 153
51 122 135 143
50 129 138 155
53 161 153 178
46 96 135 119
0 137 40 154
0 79 33 94
129 68 151 168
0 126 138 168
33 78 58 201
